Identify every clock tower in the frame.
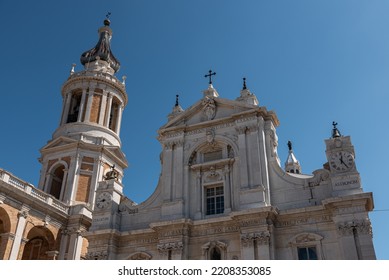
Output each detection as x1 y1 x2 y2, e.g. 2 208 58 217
325 122 362 196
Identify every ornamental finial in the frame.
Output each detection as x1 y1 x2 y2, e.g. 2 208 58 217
287 140 292 151
332 121 341 138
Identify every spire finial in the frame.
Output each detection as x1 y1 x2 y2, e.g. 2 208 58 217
104 12 111 26
70 63 76 75
204 69 216 85
287 140 292 151
175 94 179 107
243 77 247 90
332 121 341 138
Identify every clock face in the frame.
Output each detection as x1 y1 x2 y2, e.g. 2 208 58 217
96 192 112 209
329 151 354 172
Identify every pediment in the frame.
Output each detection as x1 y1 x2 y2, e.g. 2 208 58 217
103 146 128 168
161 97 260 130
40 136 78 151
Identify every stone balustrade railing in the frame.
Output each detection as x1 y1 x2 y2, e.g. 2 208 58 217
0 168 69 214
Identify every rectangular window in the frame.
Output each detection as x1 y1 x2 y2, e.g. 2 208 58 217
204 150 222 162
206 186 224 215
298 246 318 260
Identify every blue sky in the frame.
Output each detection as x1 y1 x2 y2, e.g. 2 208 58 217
0 0 388 259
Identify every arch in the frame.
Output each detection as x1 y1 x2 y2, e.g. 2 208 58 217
128 251 152 260
202 241 227 260
186 135 238 166
0 207 12 259
21 226 57 260
67 91 82 123
108 97 121 132
46 161 68 200
0 207 11 233
289 233 324 260
210 247 221 260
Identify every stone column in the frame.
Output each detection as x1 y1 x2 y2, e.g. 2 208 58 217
172 140 184 200
236 126 249 188
64 154 80 205
254 231 271 260
337 222 359 259
59 168 68 202
84 88 95 122
9 209 29 260
60 91 72 125
223 165 232 211
356 220 376 259
115 104 123 135
162 142 174 202
195 171 202 219
77 88 87 122
58 229 69 260
98 91 108 125
104 94 113 127
240 233 255 259
17 238 28 260
67 229 83 260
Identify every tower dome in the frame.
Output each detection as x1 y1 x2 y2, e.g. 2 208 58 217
80 18 120 73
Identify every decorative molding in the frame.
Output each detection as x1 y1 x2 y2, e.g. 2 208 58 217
157 241 183 253
192 225 239 237
203 168 222 183
85 251 108 260
337 220 372 236
128 252 152 260
241 231 270 247
276 215 332 227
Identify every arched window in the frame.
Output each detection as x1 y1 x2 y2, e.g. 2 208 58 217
289 233 323 260
67 92 82 123
0 208 11 259
128 252 152 260
210 247 221 260
109 99 120 132
22 226 56 260
202 241 227 260
22 237 48 260
49 165 65 199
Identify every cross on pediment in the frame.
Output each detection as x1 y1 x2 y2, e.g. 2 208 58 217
204 69 216 85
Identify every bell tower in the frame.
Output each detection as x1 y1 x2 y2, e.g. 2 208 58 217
37 18 128 208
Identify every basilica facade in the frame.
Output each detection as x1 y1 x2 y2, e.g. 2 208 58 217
0 19 376 260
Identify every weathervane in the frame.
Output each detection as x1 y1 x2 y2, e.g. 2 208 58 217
243 77 247 90
332 121 341 138
106 12 111 19
204 69 216 85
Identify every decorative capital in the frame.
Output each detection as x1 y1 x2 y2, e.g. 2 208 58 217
157 241 183 253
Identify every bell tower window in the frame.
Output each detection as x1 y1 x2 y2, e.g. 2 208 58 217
67 93 82 123
109 99 119 132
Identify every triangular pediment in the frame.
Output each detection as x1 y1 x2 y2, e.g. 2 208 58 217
40 136 78 151
161 97 266 130
104 146 128 168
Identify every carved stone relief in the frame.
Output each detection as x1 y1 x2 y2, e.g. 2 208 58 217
202 97 216 121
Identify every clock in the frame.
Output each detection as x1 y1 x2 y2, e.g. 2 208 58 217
96 192 112 209
329 151 354 172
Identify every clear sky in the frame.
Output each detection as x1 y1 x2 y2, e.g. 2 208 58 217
0 0 388 259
